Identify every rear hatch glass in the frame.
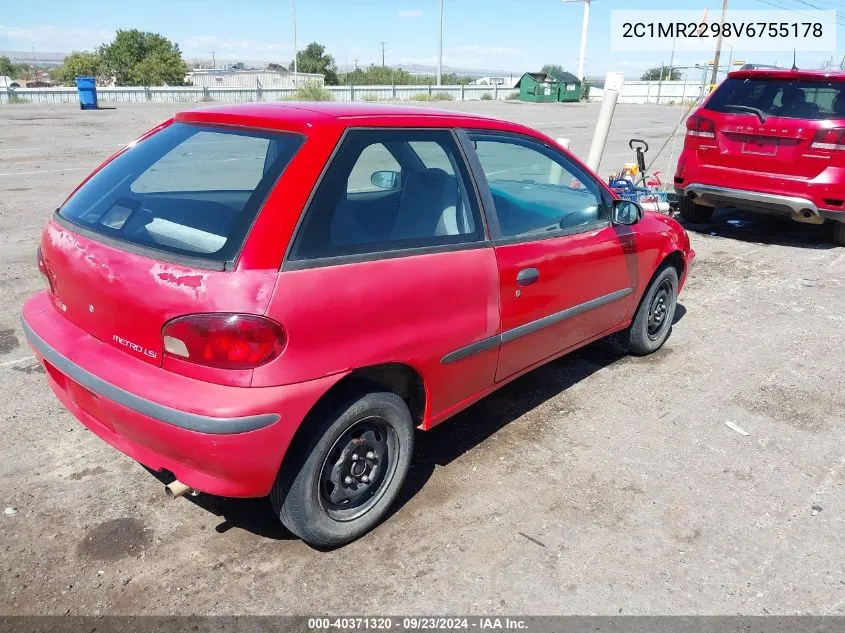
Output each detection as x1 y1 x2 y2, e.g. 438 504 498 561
702 76 845 177
706 77 845 120
57 122 302 268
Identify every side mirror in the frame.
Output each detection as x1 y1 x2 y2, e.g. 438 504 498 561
370 170 399 190
612 199 643 225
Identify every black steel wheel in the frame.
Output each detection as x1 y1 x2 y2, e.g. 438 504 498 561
625 264 679 356
646 278 673 341
318 416 398 521
271 391 414 547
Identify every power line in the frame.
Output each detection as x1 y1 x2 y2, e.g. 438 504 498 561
754 0 845 26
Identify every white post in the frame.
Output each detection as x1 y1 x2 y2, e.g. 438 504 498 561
586 72 623 173
290 0 298 84
437 0 443 86
577 1 590 81
548 138 571 184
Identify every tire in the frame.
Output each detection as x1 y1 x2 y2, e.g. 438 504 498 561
625 265 679 356
271 391 414 547
679 196 714 224
833 221 845 246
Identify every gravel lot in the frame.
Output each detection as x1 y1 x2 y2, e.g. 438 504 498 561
0 100 843 616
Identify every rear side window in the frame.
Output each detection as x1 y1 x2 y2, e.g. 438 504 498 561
707 77 845 120
58 122 302 265
289 129 483 263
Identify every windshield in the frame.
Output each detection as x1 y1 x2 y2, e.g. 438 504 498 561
58 122 302 264
706 77 845 120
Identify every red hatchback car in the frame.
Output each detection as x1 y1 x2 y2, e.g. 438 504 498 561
676 68 845 245
23 103 694 546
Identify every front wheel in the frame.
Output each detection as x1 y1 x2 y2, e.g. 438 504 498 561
271 391 414 547
679 196 714 224
625 265 679 356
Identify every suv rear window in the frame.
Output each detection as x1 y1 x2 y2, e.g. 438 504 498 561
707 77 845 120
58 122 302 266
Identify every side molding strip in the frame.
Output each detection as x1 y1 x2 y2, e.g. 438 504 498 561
441 287 633 364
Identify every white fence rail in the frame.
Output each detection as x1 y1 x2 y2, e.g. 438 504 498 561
1 80 704 105
0 84 517 105
588 80 706 104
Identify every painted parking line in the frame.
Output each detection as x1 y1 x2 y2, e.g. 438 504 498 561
0 143 125 153
0 167 90 177
0 356 34 368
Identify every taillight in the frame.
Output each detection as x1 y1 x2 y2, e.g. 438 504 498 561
686 114 716 139
162 314 286 370
36 246 55 293
810 128 845 151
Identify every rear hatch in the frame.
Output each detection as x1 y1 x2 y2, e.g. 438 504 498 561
694 72 845 178
39 121 302 365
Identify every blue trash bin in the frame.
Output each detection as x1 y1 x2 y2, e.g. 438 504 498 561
76 76 98 110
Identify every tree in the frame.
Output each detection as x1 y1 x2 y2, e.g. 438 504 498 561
0 56 23 78
541 63 566 77
292 42 339 85
641 65 682 81
98 29 188 86
51 51 103 85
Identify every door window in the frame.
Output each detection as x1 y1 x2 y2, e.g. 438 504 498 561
468 133 608 240
290 129 483 262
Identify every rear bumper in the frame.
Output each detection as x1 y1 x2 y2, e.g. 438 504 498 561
22 291 342 497
679 183 830 225
675 155 845 223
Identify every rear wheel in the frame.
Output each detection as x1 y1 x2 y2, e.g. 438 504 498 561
272 391 414 547
625 265 679 356
679 196 714 224
833 221 845 246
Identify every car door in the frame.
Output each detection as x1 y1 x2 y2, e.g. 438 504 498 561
462 130 639 382
272 128 500 423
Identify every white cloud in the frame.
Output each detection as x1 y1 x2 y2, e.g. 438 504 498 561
0 24 113 51
449 44 525 56
397 55 483 68
398 9 424 18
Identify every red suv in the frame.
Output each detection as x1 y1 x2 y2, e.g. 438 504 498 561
675 68 845 245
23 103 694 546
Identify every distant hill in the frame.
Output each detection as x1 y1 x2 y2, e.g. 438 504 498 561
0 50 65 67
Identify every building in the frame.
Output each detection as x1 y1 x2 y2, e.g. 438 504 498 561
516 69 582 103
186 69 325 89
471 76 519 89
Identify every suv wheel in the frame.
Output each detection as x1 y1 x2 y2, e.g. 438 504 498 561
679 196 714 224
833 221 845 246
625 265 679 356
272 391 414 547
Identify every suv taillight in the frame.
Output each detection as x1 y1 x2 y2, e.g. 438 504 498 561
686 114 716 139
810 128 845 151
162 314 286 370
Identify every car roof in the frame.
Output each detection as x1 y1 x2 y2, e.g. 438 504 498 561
174 101 524 134
728 68 845 81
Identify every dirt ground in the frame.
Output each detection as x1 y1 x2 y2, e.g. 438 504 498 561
0 101 844 616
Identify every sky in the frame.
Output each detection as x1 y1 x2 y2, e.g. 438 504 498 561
1 0 844 78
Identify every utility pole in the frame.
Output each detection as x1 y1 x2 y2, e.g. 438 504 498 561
290 0 298 83
352 57 360 70
379 41 386 67
710 0 728 86
563 0 591 82
211 50 216 69
437 0 443 85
